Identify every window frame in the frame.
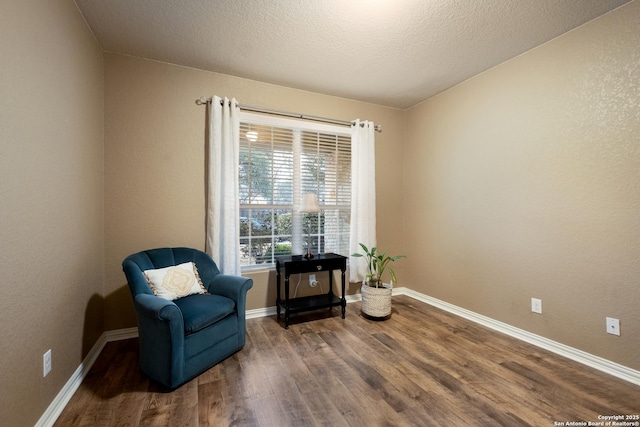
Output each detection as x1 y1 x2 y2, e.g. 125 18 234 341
238 111 352 271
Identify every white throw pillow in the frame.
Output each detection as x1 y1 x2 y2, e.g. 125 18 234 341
143 262 207 301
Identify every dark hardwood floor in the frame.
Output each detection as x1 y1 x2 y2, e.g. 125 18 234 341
55 296 639 426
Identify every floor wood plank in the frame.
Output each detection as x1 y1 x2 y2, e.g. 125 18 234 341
55 296 640 426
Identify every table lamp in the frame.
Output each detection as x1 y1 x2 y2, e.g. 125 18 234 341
300 193 320 259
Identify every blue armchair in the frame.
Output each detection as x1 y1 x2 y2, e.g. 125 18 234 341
122 247 253 389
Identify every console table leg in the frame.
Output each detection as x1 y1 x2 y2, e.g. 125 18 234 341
341 269 346 318
276 269 281 320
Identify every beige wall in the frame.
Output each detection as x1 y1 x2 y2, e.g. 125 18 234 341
104 53 405 330
404 1 640 369
0 1 104 426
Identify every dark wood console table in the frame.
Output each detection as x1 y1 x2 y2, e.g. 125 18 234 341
275 253 347 329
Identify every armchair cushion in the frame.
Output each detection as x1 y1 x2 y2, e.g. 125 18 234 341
143 262 207 300
174 293 235 334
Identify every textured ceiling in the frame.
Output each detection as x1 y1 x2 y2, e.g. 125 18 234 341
75 0 631 109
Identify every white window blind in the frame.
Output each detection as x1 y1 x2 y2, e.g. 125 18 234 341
238 113 351 268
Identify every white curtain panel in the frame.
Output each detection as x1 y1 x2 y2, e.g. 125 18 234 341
205 96 241 275
349 119 377 283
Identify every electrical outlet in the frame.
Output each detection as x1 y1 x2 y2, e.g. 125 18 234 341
531 298 542 314
606 317 620 336
309 274 317 287
43 349 52 377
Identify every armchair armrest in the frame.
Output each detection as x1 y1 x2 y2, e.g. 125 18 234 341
134 293 182 322
133 293 186 387
208 274 253 348
208 274 253 303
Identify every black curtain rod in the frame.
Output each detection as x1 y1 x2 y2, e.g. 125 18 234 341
195 97 382 133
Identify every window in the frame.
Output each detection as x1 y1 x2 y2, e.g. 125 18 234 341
238 113 351 269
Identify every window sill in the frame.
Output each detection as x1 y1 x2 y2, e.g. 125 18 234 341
241 264 275 274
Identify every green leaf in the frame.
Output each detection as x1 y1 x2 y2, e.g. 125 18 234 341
389 268 397 283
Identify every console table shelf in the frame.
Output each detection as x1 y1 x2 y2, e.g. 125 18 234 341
275 253 347 329
285 294 342 313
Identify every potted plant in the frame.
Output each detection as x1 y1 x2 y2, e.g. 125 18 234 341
352 243 405 319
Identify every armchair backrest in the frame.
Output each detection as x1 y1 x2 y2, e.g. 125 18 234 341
122 247 221 296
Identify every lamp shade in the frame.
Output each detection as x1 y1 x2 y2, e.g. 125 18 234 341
300 193 320 212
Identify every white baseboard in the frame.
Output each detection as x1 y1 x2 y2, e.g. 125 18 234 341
37 288 639 426
105 326 139 341
397 287 640 387
35 335 107 427
245 294 364 319
35 328 139 427
246 306 277 319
